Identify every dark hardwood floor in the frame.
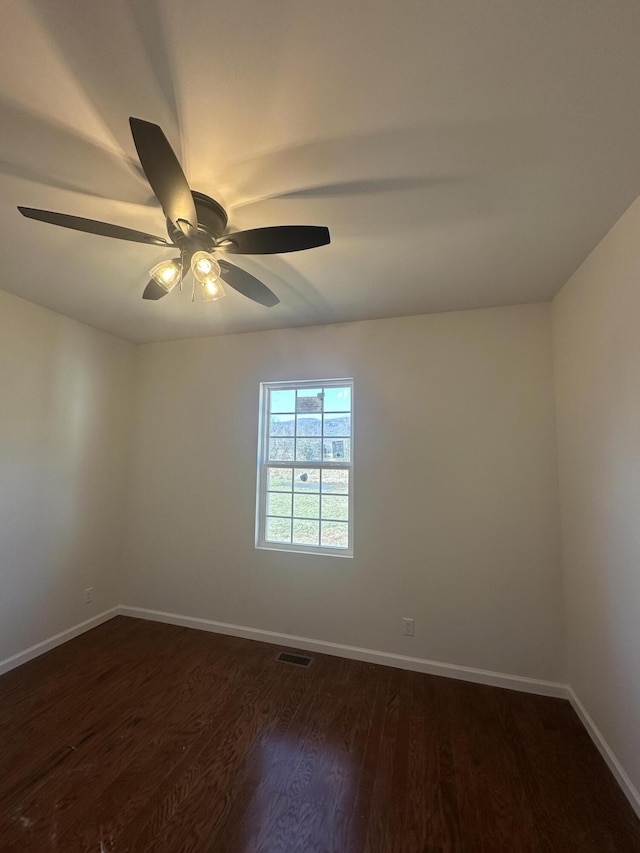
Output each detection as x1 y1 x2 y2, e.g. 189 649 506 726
0 617 639 852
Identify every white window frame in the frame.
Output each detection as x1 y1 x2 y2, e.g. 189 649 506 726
255 378 354 558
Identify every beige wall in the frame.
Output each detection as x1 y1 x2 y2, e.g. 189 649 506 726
0 291 135 662
552 196 640 797
124 303 565 681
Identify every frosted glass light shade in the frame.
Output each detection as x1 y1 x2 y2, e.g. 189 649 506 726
201 277 226 302
191 251 221 285
149 258 182 292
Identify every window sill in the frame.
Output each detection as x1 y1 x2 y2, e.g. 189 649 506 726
256 542 353 559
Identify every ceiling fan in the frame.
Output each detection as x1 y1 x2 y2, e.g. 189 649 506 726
17 118 331 307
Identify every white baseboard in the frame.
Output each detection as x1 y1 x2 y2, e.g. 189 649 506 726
568 687 640 820
117 605 569 699
0 607 119 677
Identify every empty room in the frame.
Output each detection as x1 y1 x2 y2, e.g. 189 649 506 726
1 1 640 850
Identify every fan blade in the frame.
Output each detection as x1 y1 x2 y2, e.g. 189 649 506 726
17 207 173 246
129 117 197 236
218 259 279 307
219 225 330 255
142 280 169 300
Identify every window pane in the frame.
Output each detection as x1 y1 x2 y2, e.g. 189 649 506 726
324 413 351 437
267 492 292 517
266 517 292 543
321 495 348 521
293 494 320 519
269 437 295 461
296 389 323 413
270 389 295 414
323 438 350 462
321 521 349 549
268 467 293 491
293 518 319 546
296 438 322 462
293 468 320 492
321 469 349 494
270 414 295 436
296 414 322 436
323 386 351 412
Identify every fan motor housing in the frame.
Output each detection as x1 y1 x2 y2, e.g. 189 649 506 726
167 191 228 247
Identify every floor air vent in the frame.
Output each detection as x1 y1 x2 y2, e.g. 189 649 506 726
276 652 313 667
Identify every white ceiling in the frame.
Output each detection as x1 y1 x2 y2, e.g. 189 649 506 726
1 0 640 343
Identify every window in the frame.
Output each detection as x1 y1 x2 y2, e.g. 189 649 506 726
256 379 353 557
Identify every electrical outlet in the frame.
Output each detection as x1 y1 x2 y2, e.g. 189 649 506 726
84 587 94 605
403 617 415 637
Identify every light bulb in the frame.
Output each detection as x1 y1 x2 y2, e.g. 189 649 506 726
196 257 212 274
149 258 182 292
201 277 226 302
191 251 221 285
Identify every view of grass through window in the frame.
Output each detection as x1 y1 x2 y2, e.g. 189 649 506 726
257 381 353 553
